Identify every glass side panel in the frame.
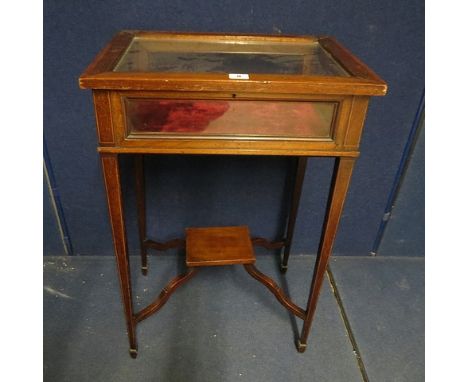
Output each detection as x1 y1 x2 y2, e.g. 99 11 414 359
125 99 336 139
114 37 349 76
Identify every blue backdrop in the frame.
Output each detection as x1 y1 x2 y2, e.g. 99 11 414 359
43 0 424 256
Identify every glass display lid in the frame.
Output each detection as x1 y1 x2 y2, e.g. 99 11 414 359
79 31 387 96
113 36 349 77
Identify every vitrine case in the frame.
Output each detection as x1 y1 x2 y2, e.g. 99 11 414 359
80 31 386 358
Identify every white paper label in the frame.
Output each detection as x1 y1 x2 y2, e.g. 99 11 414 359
229 73 249 80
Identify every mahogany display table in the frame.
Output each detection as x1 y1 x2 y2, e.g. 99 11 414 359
79 30 387 358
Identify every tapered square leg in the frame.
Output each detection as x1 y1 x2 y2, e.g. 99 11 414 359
299 157 355 350
101 153 138 357
281 157 307 273
135 155 148 275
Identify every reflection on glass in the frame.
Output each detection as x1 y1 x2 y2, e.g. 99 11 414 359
114 37 348 76
125 99 336 139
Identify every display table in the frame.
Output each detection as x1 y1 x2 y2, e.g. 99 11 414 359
79 30 387 358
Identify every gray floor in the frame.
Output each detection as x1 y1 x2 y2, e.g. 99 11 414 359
329 257 424 382
44 255 424 382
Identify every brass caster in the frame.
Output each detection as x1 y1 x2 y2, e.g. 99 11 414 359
141 266 148 276
129 348 138 359
296 339 307 353
280 264 288 274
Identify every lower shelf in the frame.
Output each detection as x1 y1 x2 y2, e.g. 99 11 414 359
186 226 256 267
132 225 308 357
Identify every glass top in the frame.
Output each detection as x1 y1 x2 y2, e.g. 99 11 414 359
113 37 349 76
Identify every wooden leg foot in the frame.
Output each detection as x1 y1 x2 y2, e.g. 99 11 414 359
129 348 138 358
280 263 288 274
296 339 307 353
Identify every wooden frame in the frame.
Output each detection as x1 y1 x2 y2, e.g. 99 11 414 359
79 30 386 358
80 31 386 96
92 90 368 157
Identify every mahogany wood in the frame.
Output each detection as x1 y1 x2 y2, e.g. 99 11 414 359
244 264 306 320
82 31 135 76
186 226 255 266
144 236 285 252
92 90 115 145
144 238 186 251
98 145 360 157
134 155 147 275
251 237 286 250
134 267 198 323
100 153 137 356
80 31 387 96
104 90 355 157
318 37 385 84
281 157 307 272
343 96 370 150
298 157 355 352
80 31 387 357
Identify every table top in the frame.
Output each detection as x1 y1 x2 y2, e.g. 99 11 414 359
79 31 386 96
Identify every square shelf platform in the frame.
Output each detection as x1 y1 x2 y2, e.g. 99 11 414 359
186 226 255 267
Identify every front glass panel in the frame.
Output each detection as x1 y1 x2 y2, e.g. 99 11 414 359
125 98 336 139
114 37 349 76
